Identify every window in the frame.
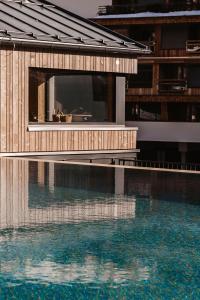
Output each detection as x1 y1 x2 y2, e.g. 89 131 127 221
128 64 153 88
167 103 188 122
129 26 155 43
160 64 186 80
161 24 188 49
29 69 116 124
188 24 200 40
187 65 200 88
126 102 200 122
126 102 161 121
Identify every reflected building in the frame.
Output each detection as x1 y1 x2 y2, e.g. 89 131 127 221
0 158 136 229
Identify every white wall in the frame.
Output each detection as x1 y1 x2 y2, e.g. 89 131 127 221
48 0 112 18
127 121 200 143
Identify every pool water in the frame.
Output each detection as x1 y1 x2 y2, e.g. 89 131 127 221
0 159 200 299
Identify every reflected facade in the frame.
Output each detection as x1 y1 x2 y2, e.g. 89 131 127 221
0 159 135 229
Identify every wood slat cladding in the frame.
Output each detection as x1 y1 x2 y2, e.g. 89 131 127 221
127 88 154 96
127 87 200 98
27 50 137 74
159 49 187 57
0 48 137 153
96 15 200 26
126 95 200 102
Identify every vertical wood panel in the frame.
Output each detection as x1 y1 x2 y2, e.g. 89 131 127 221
1 50 7 152
13 51 19 152
0 48 137 154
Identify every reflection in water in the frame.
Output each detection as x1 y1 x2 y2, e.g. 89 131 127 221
125 168 200 204
0 158 200 299
0 159 135 229
0 256 150 285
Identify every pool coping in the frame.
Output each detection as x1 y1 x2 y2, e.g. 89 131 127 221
4 156 200 175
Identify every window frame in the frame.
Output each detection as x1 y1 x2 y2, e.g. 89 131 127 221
28 68 117 127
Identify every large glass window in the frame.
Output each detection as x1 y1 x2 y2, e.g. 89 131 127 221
159 64 187 93
29 69 116 123
161 24 188 49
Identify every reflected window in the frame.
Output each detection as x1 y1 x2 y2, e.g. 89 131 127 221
29 69 116 123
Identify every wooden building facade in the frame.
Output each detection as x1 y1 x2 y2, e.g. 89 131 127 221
0 0 148 156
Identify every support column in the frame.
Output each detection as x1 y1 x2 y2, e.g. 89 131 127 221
116 76 126 125
179 142 188 164
38 74 46 123
161 103 168 121
48 76 55 121
48 162 55 193
152 63 160 95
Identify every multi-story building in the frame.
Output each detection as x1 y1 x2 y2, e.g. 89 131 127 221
95 0 200 164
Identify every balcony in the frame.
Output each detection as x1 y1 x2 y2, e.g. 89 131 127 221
159 79 187 94
186 40 200 53
98 1 200 16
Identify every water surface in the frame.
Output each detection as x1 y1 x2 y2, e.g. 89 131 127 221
0 159 199 299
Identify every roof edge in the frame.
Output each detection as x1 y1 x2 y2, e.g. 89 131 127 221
0 36 150 55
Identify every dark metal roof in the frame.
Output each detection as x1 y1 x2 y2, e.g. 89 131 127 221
0 0 150 54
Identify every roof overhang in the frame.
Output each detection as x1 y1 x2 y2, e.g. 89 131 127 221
0 36 150 55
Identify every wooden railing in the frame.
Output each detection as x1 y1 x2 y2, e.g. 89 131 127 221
186 40 200 53
159 79 187 94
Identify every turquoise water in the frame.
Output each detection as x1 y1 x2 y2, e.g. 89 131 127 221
0 160 200 299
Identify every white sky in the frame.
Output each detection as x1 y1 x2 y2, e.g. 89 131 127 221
49 0 112 18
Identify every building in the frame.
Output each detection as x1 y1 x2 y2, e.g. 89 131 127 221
95 0 200 164
0 0 148 158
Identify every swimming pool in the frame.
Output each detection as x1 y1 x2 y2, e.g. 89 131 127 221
0 158 200 299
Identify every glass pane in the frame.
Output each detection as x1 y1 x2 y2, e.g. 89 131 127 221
29 69 115 123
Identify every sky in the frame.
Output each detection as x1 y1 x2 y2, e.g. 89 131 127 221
49 0 112 18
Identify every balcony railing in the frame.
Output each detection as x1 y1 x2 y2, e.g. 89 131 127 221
118 159 200 172
98 1 200 15
137 40 156 52
186 40 200 53
159 79 187 94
